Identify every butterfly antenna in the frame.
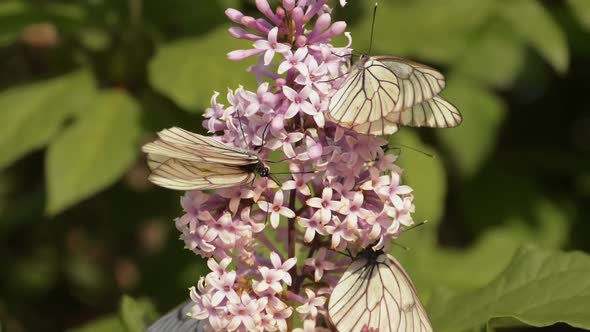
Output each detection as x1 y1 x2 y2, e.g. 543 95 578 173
388 144 436 159
368 1 378 55
235 107 248 147
270 174 282 187
392 242 410 251
405 220 429 232
258 121 272 152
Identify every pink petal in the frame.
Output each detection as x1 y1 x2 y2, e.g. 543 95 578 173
282 85 298 101
270 212 280 228
268 26 279 43
274 190 284 206
285 104 300 119
270 252 281 268
257 200 272 212
277 61 292 74
280 207 295 218
263 49 275 65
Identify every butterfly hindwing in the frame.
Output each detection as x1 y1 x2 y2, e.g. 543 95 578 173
328 251 433 332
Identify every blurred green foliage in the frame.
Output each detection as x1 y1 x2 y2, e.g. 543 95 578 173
1 0 589 331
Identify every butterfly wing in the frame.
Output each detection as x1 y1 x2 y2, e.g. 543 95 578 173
142 127 259 190
146 156 255 190
328 253 433 332
143 127 258 166
146 300 203 332
349 96 462 135
327 56 460 136
327 59 400 125
376 56 446 112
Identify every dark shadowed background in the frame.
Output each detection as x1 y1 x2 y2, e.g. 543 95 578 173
1 0 589 331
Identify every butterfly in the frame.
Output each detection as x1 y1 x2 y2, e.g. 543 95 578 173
328 248 433 332
327 55 462 136
142 127 270 190
146 300 202 332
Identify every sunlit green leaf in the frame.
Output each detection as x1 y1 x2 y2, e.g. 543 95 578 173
396 196 569 299
570 0 590 31
67 316 126 332
452 21 525 88
429 246 590 331
499 0 569 73
350 0 495 64
0 0 32 46
46 90 141 215
436 76 506 178
120 296 158 332
0 70 96 170
149 27 256 111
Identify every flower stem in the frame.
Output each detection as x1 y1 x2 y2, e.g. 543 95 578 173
287 189 297 331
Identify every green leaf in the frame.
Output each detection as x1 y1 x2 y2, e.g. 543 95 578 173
149 27 255 111
452 21 525 88
429 246 590 331
436 77 506 178
119 296 158 332
570 0 590 31
391 131 447 227
46 90 141 215
397 196 569 297
350 0 495 64
67 316 126 332
499 0 569 73
0 70 96 170
0 0 32 46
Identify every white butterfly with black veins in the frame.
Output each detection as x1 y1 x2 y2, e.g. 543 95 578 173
142 127 270 190
327 55 462 136
328 248 433 332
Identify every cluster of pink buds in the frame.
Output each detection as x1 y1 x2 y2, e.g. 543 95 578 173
177 0 416 330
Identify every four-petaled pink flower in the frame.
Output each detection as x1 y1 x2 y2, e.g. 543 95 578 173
258 190 295 228
226 293 267 331
283 85 317 119
254 27 290 65
306 187 341 223
253 266 285 294
270 252 297 285
377 172 413 203
265 297 293 331
305 248 336 282
282 171 314 196
207 270 240 306
267 130 305 158
297 212 328 243
296 288 326 319
325 216 357 250
338 191 372 227
278 47 309 75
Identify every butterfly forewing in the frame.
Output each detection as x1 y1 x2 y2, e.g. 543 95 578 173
327 55 461 136
328 59 400 125
142 127 263 190
328 251 433 332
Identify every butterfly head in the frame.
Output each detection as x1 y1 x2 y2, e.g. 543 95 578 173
357 247 385 263
255 160 270 178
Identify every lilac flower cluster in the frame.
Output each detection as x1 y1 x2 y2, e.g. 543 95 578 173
180 0 416 330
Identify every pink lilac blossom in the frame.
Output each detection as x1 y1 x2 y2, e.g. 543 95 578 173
177 0 418 330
